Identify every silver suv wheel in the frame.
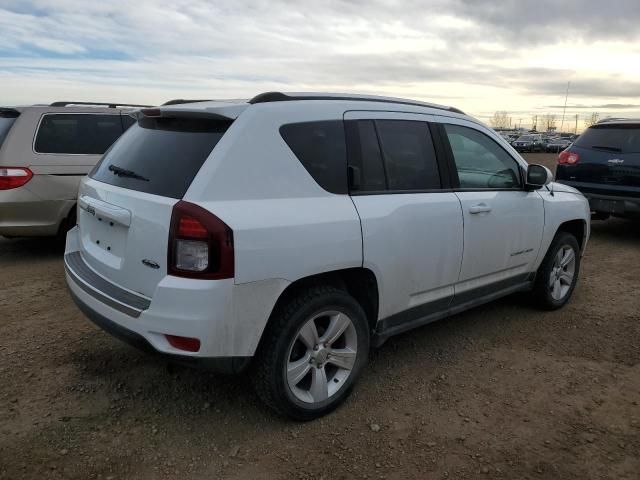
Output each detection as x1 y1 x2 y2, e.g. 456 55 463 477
549 244 576 301
286 310 358 404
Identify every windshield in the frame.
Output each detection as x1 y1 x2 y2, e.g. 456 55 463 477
574 125 640 153
517 135 534 141
91 115 231 199
0 113 19 147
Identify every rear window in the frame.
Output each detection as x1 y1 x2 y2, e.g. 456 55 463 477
34 114 125 154
575 124 640 153
280 121 347 194
91 116 230 199
0 110 19 147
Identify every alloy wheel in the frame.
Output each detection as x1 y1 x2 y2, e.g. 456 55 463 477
285 310 358 404
549 244 576 301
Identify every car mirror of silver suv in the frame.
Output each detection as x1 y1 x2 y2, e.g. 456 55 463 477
526 164 553 190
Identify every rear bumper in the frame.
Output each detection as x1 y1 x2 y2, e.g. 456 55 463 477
556 181 640 216
67 287 250 373
63 226 279 367
587 194 640 216
0 186 74 236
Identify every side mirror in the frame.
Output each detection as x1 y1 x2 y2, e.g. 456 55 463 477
526 164 553 190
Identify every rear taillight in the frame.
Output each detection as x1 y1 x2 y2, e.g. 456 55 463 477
558 150 580 165
168 201 234 279
0 167 33 190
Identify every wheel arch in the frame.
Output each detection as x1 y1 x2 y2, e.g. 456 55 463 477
261 267 380 343
556 218 587 253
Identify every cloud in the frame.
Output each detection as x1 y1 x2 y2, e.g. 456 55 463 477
1 0 640 120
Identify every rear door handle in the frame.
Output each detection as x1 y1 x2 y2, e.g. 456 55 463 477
78 195 132 227
469 203 492 214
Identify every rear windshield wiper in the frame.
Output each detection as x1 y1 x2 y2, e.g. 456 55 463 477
591 145 622 152
108 164 149 181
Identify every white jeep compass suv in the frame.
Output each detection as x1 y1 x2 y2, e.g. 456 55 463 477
64 92 590 420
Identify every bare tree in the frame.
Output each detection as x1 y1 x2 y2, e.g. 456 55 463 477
489 111 512 129
531 115 538 131
584 112 599 128
543 114 557 132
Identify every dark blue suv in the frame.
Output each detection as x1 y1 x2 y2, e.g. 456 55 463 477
556 119 640 219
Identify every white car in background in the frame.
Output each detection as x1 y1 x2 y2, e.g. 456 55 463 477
64 92 590 420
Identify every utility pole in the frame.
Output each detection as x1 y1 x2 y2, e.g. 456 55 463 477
560 81 570 132
574 114 578 134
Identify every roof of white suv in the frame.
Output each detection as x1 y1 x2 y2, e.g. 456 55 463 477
156 91 466 121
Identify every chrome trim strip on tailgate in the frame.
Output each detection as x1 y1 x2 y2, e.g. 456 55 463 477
64 251 150 318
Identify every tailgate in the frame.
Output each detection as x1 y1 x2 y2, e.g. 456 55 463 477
77 178 175 298
76 111 232 298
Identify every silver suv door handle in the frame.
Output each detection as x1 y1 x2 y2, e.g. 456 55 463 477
469 203 492 214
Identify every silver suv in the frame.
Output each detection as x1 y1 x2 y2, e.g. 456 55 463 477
0 102 147 238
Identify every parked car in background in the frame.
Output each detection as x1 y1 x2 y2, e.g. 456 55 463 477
65 92 590 420
556 118 640 219
546 137 573 152
513 134 544 152
0 102 148 238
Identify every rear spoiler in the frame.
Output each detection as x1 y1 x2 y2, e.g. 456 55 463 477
134 108 234 122
134 103 247 122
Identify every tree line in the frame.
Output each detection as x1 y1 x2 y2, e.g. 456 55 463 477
489 111 600 132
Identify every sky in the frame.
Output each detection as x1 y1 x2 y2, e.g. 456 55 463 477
1 0 640 129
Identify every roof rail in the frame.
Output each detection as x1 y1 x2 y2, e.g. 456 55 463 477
162 99 213 106
248 91 465 115
49 101 151 108
595 117 640 124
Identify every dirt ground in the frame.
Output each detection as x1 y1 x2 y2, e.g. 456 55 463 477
1 153 639 479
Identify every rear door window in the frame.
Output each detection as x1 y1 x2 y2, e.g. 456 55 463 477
574 125 640 153
280 121 347 194
34 114 124 155
345 120 387 191
376 120 441 191
91 116 230 199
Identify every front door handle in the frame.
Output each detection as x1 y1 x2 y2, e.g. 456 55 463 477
469 203 492 214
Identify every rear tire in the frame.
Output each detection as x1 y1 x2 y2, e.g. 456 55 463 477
253 285 370 421
532 232 580 310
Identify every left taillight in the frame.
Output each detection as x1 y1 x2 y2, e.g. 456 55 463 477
167 200 234 280
558 150 579 165
0 167 33 190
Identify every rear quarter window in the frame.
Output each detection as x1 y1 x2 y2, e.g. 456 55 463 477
34 114 124 155
0 111 19 148
279 121 347 194
91 116 230 199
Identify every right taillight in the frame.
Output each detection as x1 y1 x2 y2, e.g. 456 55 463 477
168 201 234 279
0 167 33 190
558 150 580 165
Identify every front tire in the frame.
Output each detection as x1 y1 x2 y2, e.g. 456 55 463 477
253 286 370 421
532 232 580 310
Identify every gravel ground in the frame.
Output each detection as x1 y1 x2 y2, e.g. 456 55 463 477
1 153 639 479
